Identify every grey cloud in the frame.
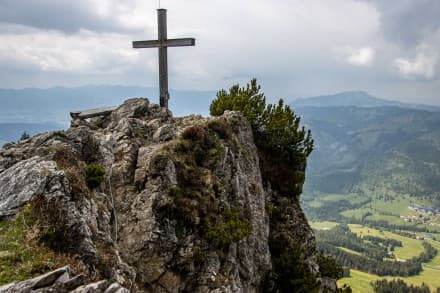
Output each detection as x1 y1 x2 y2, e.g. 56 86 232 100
0 0 138 33
368 0 440 46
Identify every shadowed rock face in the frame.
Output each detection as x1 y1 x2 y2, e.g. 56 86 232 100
0 98 331 292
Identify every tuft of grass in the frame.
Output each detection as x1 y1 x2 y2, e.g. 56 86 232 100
0 205 82 285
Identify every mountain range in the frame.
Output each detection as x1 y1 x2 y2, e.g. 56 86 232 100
0 85 215 145
292 91 440 202
292 91 440 112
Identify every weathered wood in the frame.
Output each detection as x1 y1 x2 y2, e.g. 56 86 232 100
133 38 195 48
132 8 195 108
70 106 117 119
158 9 169 109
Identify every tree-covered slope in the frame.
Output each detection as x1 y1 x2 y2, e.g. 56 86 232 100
295 105 440 200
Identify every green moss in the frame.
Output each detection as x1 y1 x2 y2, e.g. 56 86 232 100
84 164 105 190
0 204 81 285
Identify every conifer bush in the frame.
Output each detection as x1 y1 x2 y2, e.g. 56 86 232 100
210 78 313 198
84 164 105 189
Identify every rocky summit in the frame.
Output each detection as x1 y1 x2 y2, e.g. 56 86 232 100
0 98 336 292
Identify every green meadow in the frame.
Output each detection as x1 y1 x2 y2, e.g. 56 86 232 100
306 191 440 291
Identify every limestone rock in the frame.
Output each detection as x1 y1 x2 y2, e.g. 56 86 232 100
0 266 81 292
0 98 336 292
0 157 58 217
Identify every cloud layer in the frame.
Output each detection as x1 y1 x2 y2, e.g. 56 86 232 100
0 0 439 105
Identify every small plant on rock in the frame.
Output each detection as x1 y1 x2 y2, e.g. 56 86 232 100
84 164 106 190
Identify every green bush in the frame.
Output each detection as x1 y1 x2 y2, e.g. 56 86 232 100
84 164 106 189
210 78 313 198
210 78 313 161
205 209 253 247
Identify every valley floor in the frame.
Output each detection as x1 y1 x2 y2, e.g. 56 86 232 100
305 192 440 292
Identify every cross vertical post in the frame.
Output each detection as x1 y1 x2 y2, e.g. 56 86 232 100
133 9 195 109
157 9 169 108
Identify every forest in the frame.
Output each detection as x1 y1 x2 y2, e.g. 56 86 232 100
316 225 437 276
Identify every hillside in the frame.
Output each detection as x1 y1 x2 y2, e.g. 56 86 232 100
296 105 440 200
292 91 440 112
293 92 440 291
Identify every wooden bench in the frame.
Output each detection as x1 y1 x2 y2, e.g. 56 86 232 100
70 106 117 120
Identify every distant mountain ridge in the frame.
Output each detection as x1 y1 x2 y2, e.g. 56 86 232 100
291 91 440 112
0 85 215 145
0 85 215 125
293 103 440 199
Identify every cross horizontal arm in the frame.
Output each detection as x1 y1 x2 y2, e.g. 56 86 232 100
133 38 195 49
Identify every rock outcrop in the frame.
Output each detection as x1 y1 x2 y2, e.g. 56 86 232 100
0 98 335 292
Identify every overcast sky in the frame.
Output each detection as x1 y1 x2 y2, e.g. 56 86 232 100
0 0 439 105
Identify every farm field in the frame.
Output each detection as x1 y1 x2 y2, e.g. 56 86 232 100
309 221 338 230
348 224 424 260
306 191 440 292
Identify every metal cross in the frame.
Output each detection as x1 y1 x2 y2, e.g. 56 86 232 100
133 9 195 108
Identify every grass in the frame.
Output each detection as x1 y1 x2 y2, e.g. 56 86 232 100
369 197 415 216
340 208 371 220
310 221 339 230
348 224 424 260
339 266 440 292
334 225 440 291
0 205 82 285
366 213 407 225
322 193 368 205
337 246 362 256
305 191 440 290
338 269 378 293
307 200 322 208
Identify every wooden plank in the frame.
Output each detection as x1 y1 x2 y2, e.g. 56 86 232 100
164 38 195 47
133 38 195 48
70 106 117 119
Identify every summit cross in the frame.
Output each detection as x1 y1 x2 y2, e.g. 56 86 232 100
133 9 195 108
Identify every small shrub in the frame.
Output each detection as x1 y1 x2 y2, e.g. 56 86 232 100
182 126 206 141
84 164 105 189
208 119 232 140
205 209 253 247
20 131 30 141
52 146 77 170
